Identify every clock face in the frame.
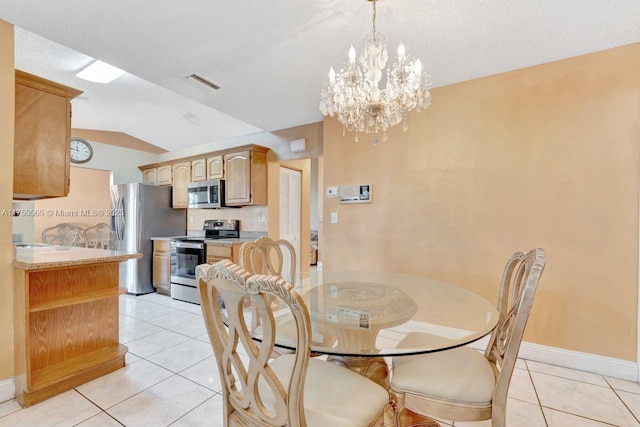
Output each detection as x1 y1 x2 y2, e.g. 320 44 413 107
70 138 93 163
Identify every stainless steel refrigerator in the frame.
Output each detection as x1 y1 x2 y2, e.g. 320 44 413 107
111 183 186 294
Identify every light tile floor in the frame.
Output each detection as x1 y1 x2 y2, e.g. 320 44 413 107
1 292 639 426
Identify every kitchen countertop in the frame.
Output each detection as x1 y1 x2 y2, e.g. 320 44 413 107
204 238 256 246
13 244 141 271
150 235 257 246
150 236 188 241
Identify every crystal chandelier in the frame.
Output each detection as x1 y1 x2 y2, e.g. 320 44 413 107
319 0 432 143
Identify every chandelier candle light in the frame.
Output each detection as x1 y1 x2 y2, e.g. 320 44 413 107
319 0 432 143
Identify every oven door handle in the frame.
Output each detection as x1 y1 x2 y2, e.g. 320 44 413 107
173 241 205 249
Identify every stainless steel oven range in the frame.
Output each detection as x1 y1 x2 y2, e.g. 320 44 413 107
170 219 240 304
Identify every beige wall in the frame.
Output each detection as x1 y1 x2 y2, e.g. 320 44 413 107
12 168 112 244
0 19 14 384
33 167 112 241
323 43 640 361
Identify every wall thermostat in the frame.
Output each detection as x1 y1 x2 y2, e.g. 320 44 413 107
339 184 372 204
326 186 339 197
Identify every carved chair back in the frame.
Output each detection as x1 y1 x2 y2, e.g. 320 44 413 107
84 222 112 249
484 247 546 424
197 260 311 427
41 223 81 246
239 236 297 279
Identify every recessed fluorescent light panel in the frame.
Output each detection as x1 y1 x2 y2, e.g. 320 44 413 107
76 60 126 83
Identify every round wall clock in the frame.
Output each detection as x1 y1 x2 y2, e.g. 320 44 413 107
70 137 93 164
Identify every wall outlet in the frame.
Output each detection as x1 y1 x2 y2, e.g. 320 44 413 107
330 212 338 223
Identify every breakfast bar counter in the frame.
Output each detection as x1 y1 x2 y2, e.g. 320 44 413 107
13 244 141 270
13 245 141 407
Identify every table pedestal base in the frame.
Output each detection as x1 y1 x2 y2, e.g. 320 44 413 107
326 355 390 389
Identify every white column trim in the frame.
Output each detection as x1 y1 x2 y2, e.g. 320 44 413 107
637 170 640 382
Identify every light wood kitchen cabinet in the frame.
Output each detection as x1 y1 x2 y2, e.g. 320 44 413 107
206 155 224 180
206 243 241 265
157 165 172 186
224 147 268 206
152 240 172 295
191 158 207 182
14 70 82 200
142 168 157 185
137 145 269 205
172 161 191 208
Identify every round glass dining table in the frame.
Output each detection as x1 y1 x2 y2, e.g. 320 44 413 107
258 269 499 388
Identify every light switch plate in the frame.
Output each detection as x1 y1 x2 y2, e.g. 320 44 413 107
330 212 338 223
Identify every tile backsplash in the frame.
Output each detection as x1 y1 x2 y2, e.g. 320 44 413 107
188 206 268 232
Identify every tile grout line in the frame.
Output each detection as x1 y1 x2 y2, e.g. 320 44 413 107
527 368 620 389
526 360 631 426
603 377 640 425
523 359 549 427
70 388 126 426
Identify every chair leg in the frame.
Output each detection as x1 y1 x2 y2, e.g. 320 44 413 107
384 401 396 427
387 389 404 427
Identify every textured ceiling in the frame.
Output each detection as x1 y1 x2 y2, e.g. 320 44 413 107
1 0 640 152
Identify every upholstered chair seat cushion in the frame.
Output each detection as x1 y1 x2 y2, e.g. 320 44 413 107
262 354 389 427
392 332 496 405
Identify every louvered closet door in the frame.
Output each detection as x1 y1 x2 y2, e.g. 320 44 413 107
279 167 301 275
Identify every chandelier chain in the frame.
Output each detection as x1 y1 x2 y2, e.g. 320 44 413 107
372 0 377 39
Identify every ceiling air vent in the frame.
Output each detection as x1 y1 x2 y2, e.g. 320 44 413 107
187 74 221 91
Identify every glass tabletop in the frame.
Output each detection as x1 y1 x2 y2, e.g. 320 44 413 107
256 269 499 357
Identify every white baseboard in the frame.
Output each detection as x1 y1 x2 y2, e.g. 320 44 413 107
517 341 638 382
468 337 637 382
0 378 14 403
396 321 639 382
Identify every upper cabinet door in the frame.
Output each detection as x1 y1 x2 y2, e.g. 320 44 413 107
224 150 251 205
172 161 191 208
191 159 206 182
157 165 172 186
206 155 224 180
142 168 157 185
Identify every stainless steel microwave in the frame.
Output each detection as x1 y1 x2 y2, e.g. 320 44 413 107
187 179 225 209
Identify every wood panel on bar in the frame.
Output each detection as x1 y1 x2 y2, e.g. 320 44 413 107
13 262 127 407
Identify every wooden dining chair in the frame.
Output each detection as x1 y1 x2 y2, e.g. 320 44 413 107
197 260 390 427
239 236 297 278
239 236 297 336
387 248 546 427
41 223 82 246
84 222 111 249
